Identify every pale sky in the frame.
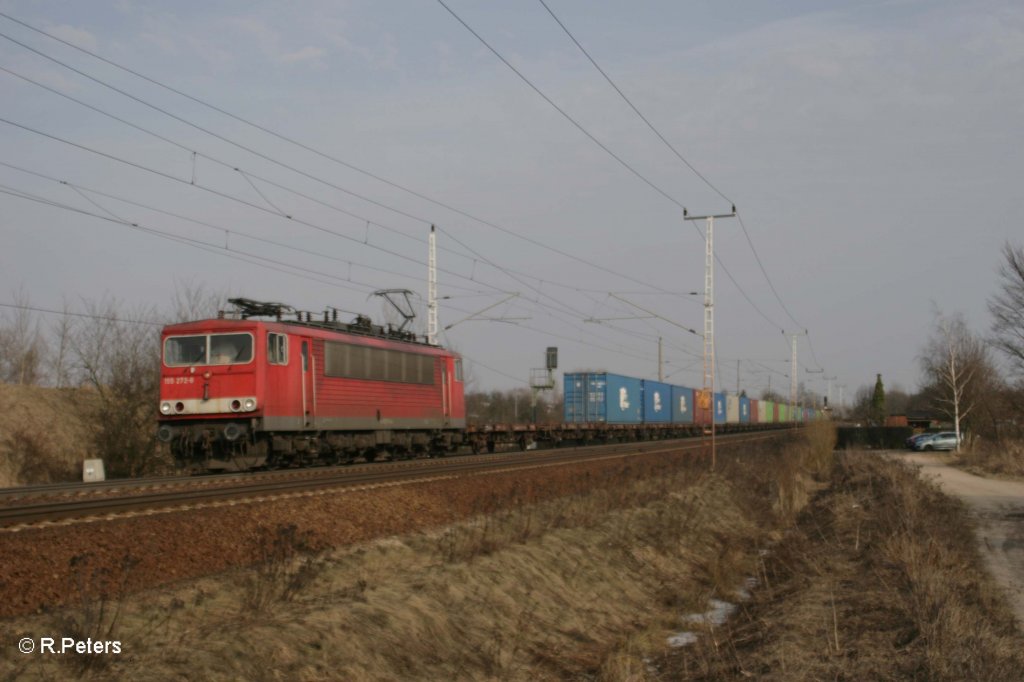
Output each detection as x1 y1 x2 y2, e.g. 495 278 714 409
1 1 1021 402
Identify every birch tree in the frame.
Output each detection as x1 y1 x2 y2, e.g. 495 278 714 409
919 312 992 451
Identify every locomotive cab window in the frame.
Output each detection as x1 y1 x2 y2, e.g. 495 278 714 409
164 335 206 366
454 359 463 382
210 333 253 365
267 333 288 365
164 333 253 367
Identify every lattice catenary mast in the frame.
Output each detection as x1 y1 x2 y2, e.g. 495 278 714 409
427 224 438 345
783 330 808 418
684 206 735 470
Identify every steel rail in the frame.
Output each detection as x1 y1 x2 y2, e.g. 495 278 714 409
0 431 784 528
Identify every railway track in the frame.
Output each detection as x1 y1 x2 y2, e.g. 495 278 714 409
0 431 784 530
0 446 544 503
0 454 493 505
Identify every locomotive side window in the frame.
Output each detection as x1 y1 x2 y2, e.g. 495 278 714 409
454 359 464 382
164 335 207 366
323 341 434 385
209 333 253 365
267 333 288 365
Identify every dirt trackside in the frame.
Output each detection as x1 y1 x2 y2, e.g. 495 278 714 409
897 450 1024 626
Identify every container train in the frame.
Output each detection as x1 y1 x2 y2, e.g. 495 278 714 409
563 372 821 428
157 299 823 472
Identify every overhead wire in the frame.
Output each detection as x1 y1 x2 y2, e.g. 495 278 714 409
0 301 164 326
1 188 658 377
0 13 684 299
1 171 695 373
0 11 813 381
534 0 823 364
0 160 492 296
0 59 701 313
0 184 385 294
0 115 509 295
436 0 688 212
433 0 796 340
536 0 732 207
0 115 703 370
0 53 708 360
0 16 717 362
2 177 788 390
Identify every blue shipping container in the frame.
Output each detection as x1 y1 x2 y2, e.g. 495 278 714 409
642 380 672 423
671 385 694 424
739 396 751 424
563 372 644 424
713 393 726 424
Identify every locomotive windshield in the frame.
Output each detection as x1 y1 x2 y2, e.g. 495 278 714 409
164 333 253 366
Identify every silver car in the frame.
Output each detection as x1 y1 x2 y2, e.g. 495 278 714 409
913 431 961 451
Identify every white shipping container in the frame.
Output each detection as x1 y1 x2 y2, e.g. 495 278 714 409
726 395 740 424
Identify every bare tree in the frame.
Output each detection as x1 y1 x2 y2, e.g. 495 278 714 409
0 288 47 385
989 241 1024 377
919 312 994 450
850 384 876 425
170 279 229 322
49 299 75 389
70 297 164 477
886 385 912 417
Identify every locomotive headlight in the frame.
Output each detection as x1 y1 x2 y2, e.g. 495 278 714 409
160 402 173 415
243 398 257 411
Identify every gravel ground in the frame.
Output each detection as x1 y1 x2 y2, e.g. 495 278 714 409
0 449 689 618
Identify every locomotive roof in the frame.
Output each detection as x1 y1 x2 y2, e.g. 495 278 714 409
162 316 456 355
162 297 455 354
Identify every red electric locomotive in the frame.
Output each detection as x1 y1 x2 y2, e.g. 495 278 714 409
157 299 466 472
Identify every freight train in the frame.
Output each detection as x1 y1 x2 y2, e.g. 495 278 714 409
157 299 823 472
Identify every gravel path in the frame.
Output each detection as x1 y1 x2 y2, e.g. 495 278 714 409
897 451 1024 628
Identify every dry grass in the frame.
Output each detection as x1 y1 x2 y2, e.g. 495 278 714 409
0 383 90 486
9 423 1017 680
240 523 328 615
668 450 1024 680
0 430 831 681
957 438 1024 478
